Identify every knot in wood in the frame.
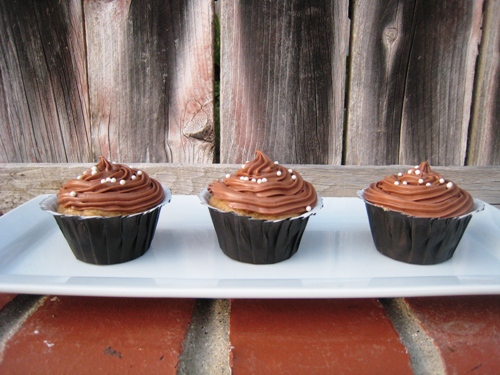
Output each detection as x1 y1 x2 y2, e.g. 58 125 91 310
383 27 398 45
182 99 213 142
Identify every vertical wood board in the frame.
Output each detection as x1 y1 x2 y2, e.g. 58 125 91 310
468 0 500 165
347 0 483 166
346 0 416 165
84 0 214 163
399 0 483 166
220 0 349 164
0 0 90 162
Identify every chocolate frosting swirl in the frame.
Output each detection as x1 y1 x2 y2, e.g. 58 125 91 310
58 156 164 214
362 161 474 218
208 150 317 217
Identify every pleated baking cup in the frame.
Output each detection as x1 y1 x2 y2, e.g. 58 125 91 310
40 187 172 265
357 190 485 265
199 189 323 264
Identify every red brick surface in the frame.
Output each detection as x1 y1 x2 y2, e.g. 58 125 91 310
2 295 499 374
0 296 195 375
406 296 500 375
0 293 16 310
229 299 412 374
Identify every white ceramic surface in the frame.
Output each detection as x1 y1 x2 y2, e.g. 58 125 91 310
0 195 499 298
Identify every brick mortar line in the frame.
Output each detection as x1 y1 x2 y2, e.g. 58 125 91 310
380 298 446 375
0 295 46 363
177 298 231 374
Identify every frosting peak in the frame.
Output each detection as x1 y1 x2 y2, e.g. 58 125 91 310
58 156 164 215
362 161 474 218
208 150 317 217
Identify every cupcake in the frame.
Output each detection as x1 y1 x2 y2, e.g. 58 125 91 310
359 161 483 265
40 156 171 265
199 150 322 264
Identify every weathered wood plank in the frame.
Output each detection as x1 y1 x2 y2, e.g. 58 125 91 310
346 0 414 165
467 0 500 166
84 0 214 163
1 163 499 214
347 0 483 166
220 0 349 164
0 0 90 162
399 0 483 166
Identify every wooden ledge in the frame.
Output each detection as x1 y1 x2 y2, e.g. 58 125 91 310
1 163 499 213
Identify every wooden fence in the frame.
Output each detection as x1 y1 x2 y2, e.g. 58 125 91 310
1 0 499 166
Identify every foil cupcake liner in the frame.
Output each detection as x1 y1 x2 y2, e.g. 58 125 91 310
199 189 323 264
40 186 172 265
358 190 485 265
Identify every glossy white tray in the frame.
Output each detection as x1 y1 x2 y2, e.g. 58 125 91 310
1 195 499 298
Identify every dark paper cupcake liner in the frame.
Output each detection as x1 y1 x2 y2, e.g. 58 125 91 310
40 187 171 265
199 189 322 264
358 190 484 265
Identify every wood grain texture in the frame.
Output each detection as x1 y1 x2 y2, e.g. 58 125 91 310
347 0 483 166
1 163 499 213
1 0 498 168
468 0 500 166
0 0 90 162
220 0 349 164
84 0 214 163
399 0 483 166
346 0 415 165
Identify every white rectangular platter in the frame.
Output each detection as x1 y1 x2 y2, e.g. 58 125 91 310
1 195 499 298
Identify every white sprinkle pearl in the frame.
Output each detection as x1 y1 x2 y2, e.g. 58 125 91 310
131 175 137 180
262 178 267 182
426 182 431 186
403 181 408 185
240 176 244 180
408 169 413 174
70 191 77 197
252 178 256 182
106 177 111 182
101 179 106 183
306 206 312 212
288 169 293 173
439 178 445 184
415 170 421 175
257 179 262 184
110 178 116 183
225 174 231 178
241 164 246 169
137 170 143 175
418 178 424 184
120 180 126 185
415 165 419 169
91 170 97 175
394 181 400 185
274 161 279 164
77 175 82 180
398 172 403 177
291 175 297 180
277 170 282 176
446 182 453 189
